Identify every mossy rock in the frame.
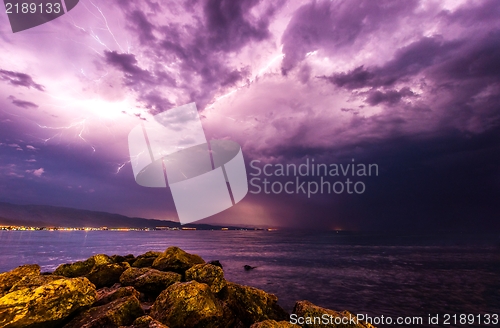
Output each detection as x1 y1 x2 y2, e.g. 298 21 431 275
86 262 130 288
0 277 97 328
129 315 170 328
120 267 181 297
95 285 140 306
220 282 288 326
63 296 144 328
0 264 40 297
185 263 226 293
8 275 65 293
250 320 296 328
292 300 375 328
132 251 162 268
53 254 113 278
150 281 232 328
111 254 136 265
208 260 223 269
152 247 204 273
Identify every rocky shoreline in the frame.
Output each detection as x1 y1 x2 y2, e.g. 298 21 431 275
0 247 375 328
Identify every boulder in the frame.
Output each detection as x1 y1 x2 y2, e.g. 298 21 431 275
95 284 140 306
112 254 136 265
208 260 223 269
0 264 40 297
292 301 375 328
9 275 65 293
54 254 113 278
250 320 296 328
63 296 144 328
129 315 170 328
185 263 226 293
86 262 131 288
120 267 181 296
150 281 231 328
0 277 97 328
220 282 288 326
132 251 162 268
152 247 204 273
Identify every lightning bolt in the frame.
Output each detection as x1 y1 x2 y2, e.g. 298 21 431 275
250 53 285 83
115 160 130 174
89 0 124 53
76 65 108 83
119 149 148 175
66 0 123 53
306 50 318 57
205 53 285 111
35 119 96 153
89 27 112 51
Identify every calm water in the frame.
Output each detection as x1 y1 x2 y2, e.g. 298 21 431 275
0 230 499 327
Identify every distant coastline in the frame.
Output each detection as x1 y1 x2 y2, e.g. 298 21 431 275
0 201 261 231
0 225 278 232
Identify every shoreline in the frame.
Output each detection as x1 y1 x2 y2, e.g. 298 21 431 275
0 246 375 328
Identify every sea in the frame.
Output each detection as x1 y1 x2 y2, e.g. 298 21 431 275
0 230 499 327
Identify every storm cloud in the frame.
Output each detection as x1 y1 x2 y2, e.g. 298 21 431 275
0 0 499 232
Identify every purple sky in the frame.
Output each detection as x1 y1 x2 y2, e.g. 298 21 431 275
0 0 499 231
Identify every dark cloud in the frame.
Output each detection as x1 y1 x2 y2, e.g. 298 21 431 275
365 87 415 106
157 0 279 99
281 0 419 73
0 118 177 219
236 126 500 232
7 96 39 109
322 37 463 89
325 66 374 90
431 31 500 81
126 10 156 44
112 0 281 111
318 29 500 137
2 0 500 232
202 0 271 52
445 0 500 27
138 91 174 115
340 108 359 114
105 51 152 81
0 69 44 91
104 51 176 111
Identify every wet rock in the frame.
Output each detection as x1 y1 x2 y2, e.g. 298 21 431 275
132 251 162 268
0 264 40 297
221 282 288 326
112 254 136 265
9 275 65 293
140 302 153 313
86 262 130 288
0 277 97 328
150 281 231 328
120 267 181 297
208 260 223 269
250 320 296 328
292 300 375 328
95 284 140 306
54 254 113 278
63 296 144 328
111 255 126 263
129 315 170 328
152 247 204 273
53 254 128 288
185 263 226 293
